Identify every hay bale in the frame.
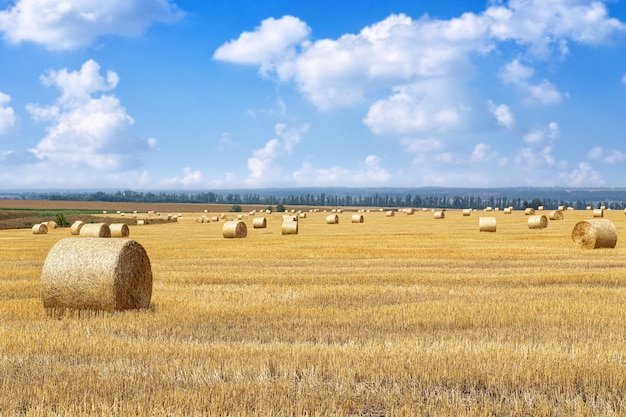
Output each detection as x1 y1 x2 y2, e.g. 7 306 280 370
46 221 57 230
385 210 395 217
326 214 339 224
41 238 152 312
282 219 298 235
462 209 471 216
528 215 548 229
592 209 604 218
110 223 130 238
32 223 48 235
503 208 512 214
548 210 564 221
406 208 415 215
524 208 535 215
70 221 84 236
479 217 496 232
434 210 445 219
137 220 145 225
222 220 247 238
282 215 298 222
572 219 617 249
298 212 307 219
253 217 267 228
351 214 364 223
537 206 544 211
79 223 111 238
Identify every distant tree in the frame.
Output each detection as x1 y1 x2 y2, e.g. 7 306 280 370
229 204 242 213
276 203 286 212
55 213 69 227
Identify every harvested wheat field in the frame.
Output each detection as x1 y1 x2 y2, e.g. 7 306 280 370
1 205 626 416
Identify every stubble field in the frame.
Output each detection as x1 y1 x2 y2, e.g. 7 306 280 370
1 204 625 416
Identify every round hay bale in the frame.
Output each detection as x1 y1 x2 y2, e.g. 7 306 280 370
528 215 548 229
351 214 364 223
222 220 247 238
32 223 48 235
41 238 152 312
434 210 445 219
524 208 535 215
253 217 267 228
537 206 544 211
462 209 471 216
503 208 512 214
548 210 564 221
479 217 496 232
385 210 395 217
110 223 130 238
326 214 339 224
592 208 604 218
298 212 307 219
406 208 415 215
79 223 111 238
46 221 57 230
572 219 617 249
70 221 84 235
282 220 298 235
282 215 298 222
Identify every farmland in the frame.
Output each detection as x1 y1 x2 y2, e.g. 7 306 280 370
1 203 626 416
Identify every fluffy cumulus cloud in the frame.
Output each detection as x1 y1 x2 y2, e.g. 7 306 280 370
26 59 156 173
500 59 564 104
488 101 514 128
587 146 626 164
0 0 183 50
515 122 560 169
160 167 203 188
292 155 390 186
0 92 16 135
559 162 604 186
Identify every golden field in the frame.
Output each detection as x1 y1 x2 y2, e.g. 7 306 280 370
1 206 626 416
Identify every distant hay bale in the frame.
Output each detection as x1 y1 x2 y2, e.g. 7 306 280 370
385 211 395 217
110 223 130 238
46 221 57 230
79 223 111 238
434 210 445 219
137 220 145 225
572 219 617 249
281 219 298 235
558 206 565 211
211 216 219 222
586 206 592 211
41 238 152 312
592 209 604 218
406 208 415 215
537 206 544 211
70 221 84 235
462 209 471 216
351 214 364 223
485 207 493 212
298 212 307 219
503 208 512 214
479 217 496 232
528 215 548 229
524 208 535 215
253 217 267 228
32 223 48 235
548 210 564 221
326 214 339 224
222 220 247 238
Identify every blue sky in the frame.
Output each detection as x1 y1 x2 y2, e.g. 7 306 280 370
0 0 625 190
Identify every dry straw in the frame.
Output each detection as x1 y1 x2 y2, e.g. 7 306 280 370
222 220 247 238
351 214 364 223
524 208 535 215
282 215 298 222
41 238 152 312
79 223 111 238
479 217 496 232
503 208 512 214
46 221 57 229
298 212 307 219
326 214 339 224
462 209 471 216
70 221 84 236
572 219 617 249
32 223 48 235
253 217 267 228
385 210 395 217
282 219 298 235
548 210 564 221
592 208 604 218
110 223 130 238
528 215 548 229
434 210 445 219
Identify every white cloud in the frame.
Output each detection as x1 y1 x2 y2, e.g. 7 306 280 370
488 100 514 128
501 59 563 104
0 92 16 135
559 162 604 186
471 143 499 162
622 74 626 84
160 167 202 188
26 59 155 171
587 147 626 164
399 137 444 154
292 155 389 186
0 0 183 50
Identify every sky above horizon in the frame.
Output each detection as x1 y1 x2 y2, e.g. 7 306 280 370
0 0 625 190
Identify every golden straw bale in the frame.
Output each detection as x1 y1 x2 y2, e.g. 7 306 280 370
351 214 364 223
79 223 111 238
109 223 130 238
479 217 496 232
503 208 512 214
282 220 298 235
298 212 307 219
528 215 548 229
572 219 617 249
406 208 415 215
385 211 395 217
326 214 339 224
282 215 298 222
222 220 247 238
462 209 471 216
524 208 535 215
592 209 604 218
253 217 267 228
32 223 48 235
548 210 564 221
434 210 445 219
137 220 145 225
46 221 57 230
41 238 152 312
70 221 84 236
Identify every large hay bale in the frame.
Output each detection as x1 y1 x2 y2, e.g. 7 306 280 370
41 238 152 312
70 221 84 235
326 214 339 224
592 208 604 218
32 223 48 235
282 220 298 235
462 209 471 216
433 210 445 219
222 220 247 238
572 219 617 249
548 210 564 221
253 217 267 228
479 217 496 232
528 215 548 229
351 214 364 223
282 215 298 222
524 208 535 215
110 223 130 238
79 223 111 238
